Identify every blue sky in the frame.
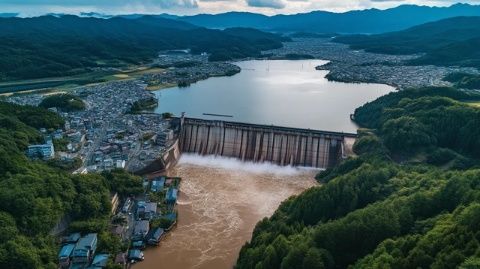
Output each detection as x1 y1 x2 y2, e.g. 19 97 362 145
1 0 478 16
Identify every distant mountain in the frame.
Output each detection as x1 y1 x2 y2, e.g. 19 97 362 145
0 13 18 18
176 3 480 34
0 15 285 81
335 16 480 68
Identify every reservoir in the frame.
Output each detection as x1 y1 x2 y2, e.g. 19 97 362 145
154 60 394 133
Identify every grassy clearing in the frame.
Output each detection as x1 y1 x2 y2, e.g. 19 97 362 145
467 101 480 107
146 83 177 91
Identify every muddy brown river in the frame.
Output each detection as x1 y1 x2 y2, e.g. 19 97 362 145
133 154 318 269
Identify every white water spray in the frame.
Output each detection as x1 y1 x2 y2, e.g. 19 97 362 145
178 153 321 176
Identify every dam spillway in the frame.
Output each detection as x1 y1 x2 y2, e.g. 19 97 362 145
179 118 357 169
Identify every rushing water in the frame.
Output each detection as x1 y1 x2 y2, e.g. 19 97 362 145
133 154 318 269
154 60 394 133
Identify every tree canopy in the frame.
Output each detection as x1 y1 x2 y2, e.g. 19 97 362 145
236 87 480 269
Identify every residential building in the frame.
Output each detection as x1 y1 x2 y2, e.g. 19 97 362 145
58 243 76 268
26 142 55 159
133 220 150 240
72 233 98 264
137 201 157 220
151 177 165 192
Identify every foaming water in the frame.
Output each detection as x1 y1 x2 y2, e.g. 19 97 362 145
179 153 322 176
133 155 318 269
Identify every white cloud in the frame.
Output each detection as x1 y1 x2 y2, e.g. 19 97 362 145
1 0 479 15
246 0 285 9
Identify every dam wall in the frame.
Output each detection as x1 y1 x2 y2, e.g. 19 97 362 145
179 118 357 169
134 138 181 175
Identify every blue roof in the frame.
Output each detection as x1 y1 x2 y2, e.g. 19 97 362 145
128 249 143 259
151 227 164 239
73 233 97 257
58 244 76 259
91 254 109 267
151 178 165 192
166 188 178 202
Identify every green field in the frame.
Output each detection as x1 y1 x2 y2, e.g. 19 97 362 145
0 66 168 96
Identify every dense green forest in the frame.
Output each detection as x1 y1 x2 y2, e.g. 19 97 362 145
0 15 285 81
335 17 480 68
236 87 480 269
0 102 142 268
39 94 86 112
444 72 480 90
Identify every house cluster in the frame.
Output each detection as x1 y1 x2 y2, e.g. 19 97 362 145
57 176 181 268
58 233 109 269
144 51 240 89
111 176 181 264
11 80 177 174
268 37 480 89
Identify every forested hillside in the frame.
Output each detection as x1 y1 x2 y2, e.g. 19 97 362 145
236 87 480 269
0 15 285 81
335 16 480 68
0 102 142 268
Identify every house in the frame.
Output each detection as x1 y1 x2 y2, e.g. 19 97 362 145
72 233 98 264
137 201 157 220
116 159 126 169
26 142 55 159
127 249 144 263
147 227 165 246
103 158 114 169
88 254 109 268
58 243 76 268
133 220 150 240
150 177 165 192
165 188 178 204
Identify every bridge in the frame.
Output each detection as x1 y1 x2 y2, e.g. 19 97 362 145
179 117 357 169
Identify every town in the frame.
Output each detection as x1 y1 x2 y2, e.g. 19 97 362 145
7 79 183 268
268 38 479 89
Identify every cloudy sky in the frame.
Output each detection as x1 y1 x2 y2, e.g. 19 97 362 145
0 0 477 16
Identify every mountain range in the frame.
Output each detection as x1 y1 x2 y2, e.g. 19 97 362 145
0 15 285 81
335 16 480 68
6 3 480 34
171 3 480 34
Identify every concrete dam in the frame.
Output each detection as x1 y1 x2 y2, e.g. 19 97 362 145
179 118 357 169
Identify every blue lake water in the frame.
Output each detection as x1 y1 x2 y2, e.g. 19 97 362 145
154 60 394 133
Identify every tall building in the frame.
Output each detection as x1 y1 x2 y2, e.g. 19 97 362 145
26 142 55 159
